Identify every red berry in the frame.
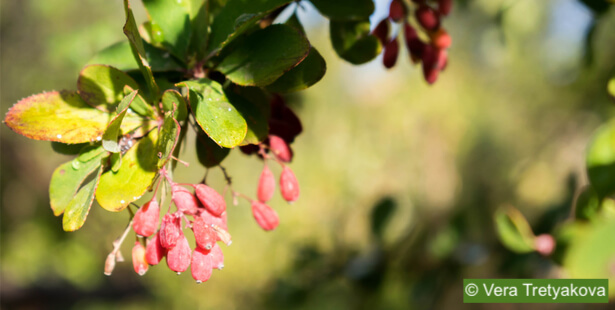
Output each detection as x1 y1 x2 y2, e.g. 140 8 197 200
280 166 299 203
145 231 166 265
210 243 224 270
269 95 302 143
193 184 226 216
159 213 182 249
192 216 217 250
251 201 279 231
421 45 445 84
534 234 556 256
257 164 276 203
269 135 293 162
199 209 228 232
372 19 390 45
191 247 213 283
403 22 426 63
132 199 160 237
172 185 200 215
166 234 191 273
383 38 400 69
132 241 149 276
431 29 452 49
415 5 440 31
388 0 407 22
438 0 453 16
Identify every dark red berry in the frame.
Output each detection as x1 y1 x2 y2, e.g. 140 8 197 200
403 22 426 63
383 38 400 69
132 199 160 237
431 29 452 49
257 164 276 203
415 5 440 31
388 0 407 22
280 166 299 203
251 200 279 231
438 0 453 16
372 19 390 45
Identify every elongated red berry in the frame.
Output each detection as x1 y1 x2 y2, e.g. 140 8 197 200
132 241 149 276
388 0 407 22
403 22 426 63
431 29 452 49
193 216 217 250
280 166 299 202
415 5 440 31
372 19 389 45
166 234 191 273
210 243 224 270
257 164 276 203
269 135 293 162
438 0 452 16
172 185 200 215
132 199 160 237
383 38 400 69
145 231 166 265
199 209 228 232
193 184 226 216
252 201 279 231
159 213 182 249
191 247 213 283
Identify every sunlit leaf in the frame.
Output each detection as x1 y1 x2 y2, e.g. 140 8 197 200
87 40 183 72
50 153 104 216
122 85 156 118
494 206 536 253
142 0 192 61
161 89 188 121
309 0 374 20
586 120 615 198
330 19 381 65
96 130 159 212
189 0 210 60
77 65 139 111
178 79 247 148
63 166 103 231
608 78 615 101
225 87 269 145
156 112 181 168
4 91 143 144
102 90 139 153
266 47 326 93
217 25 310 86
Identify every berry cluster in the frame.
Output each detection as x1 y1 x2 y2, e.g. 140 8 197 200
374 0 453 84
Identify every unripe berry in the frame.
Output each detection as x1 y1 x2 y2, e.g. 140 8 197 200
383 38 400 69
438 0 453 16
193 216 217 250
534 234 556 256
159 213 182 249
132 199 160 237
269 135 293 162
132 241 149 276
172 185 200 215
191 247 213 283
257 164 276 203
104 252 116 276
193 184 226 216
431 29 452 49
388 0 407 22
280 166 299 203
145 231 166 265
372 19 390 45
415 5 440 31
251 201 279 231
210 243 224 270
166 234 191 273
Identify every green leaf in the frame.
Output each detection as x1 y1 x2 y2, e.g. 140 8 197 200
161 89 188 121
189 0 210 61
111 152 122 172
123 85 156 118
4 91 144 144
76 145 106 164
309 0 374 20
207 0 292 53
217 24 310 86
225 87 269 145
50 154 104 216
266 47 326 93
370 197 396 240
178 79 247 148
586 120 615 198
63 166 103 231
608 78 615 101
494 207 536 253
575 186 602 221
77 65 140 111
87 40 183 72
123 0 160 101
102 90 139 153
142 0 192 61
196 129 230 167
330 19 381 65
156 112 181 168
51 142 88 155
96 130 159 212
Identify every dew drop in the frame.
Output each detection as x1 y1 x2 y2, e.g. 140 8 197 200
196 280 202 284
227 108 231 111
120 200 125 204
72 160 81 170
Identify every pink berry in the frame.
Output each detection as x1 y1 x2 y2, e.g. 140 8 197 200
159 213 182 249
257 164 276 203
210 243 224 270
132 241 148 276
280 166 299 203
166 234 191 273
269 135 293 162
383 38 400 69
172 185 200 215
132 199 160 237
193 184 226 216
251 200 279 231
192 216 217 250
145 231 166 265
534 234 556 256
191 247 213 283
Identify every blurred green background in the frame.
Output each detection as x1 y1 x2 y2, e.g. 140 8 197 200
2 0 615 309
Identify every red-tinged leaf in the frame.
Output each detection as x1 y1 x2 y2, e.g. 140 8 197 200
280 166 299 203
191 247 213 283
251 201 279 231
